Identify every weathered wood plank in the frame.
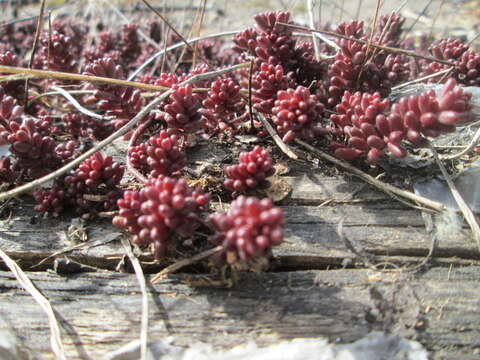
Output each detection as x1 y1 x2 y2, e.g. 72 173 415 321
283 174 389 204
0 267 479 359
0 199 477 272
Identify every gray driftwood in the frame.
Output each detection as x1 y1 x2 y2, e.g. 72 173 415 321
0 267 479 359
0 147 479 359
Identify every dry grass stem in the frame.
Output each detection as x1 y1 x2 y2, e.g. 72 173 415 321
121 238 149 360
139 0 211 68
392 67 454 90
248 58 255 128
429 145 480 252
307 0 321 61
32 235 119 268
151 245 223 284
25 0 46 109
28 89 94 105
279 22 456 66
294 138 445 212
364 0 382 61
50 86 113 120
254 111 299 160
0 248 66 360
439 127 480 160
128 30 240 81
403 0 435 39
101 0 161 50
0 65 171 91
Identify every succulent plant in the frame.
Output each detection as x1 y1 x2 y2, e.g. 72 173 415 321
272 85 326 143
113 176 210 259
129 130 187 178
209 195 285 264
224 146 275 192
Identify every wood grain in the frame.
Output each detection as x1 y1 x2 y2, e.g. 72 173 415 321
0 267 479 359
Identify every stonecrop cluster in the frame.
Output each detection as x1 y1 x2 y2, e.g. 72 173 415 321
113 176 210 259
210 196 285 264
224 146 275 192
0 7 476 265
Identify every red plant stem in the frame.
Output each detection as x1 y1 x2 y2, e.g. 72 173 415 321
127 118 153 184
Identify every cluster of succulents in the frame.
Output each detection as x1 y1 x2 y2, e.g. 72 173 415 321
129 130 187 178
33 152 124 215
83 57 144 131
417 38 480 86
209 195 285 264
0 8 478 269
159 84 204 136
329 78 472 163
224 146 275 192
272 85 326 143
200 77 246 136
327 16 410 106
113 176 210 259
329 90 404 163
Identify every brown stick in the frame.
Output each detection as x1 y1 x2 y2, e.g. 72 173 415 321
0 65 171 91
255 111 298 160
151 246 223 284
429 144 480 253
24 0 46 109
294 139 445 212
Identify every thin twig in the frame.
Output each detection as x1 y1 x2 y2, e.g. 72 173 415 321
337 217 374 267
101 0 161 50
139 0 211 67
121 238 149 360
28 89 94 105
307 0 321 62
0 63 249 201
50 86 113 120
192 0 207 68
403 0 435 40
32 235 119 268
392 67 454 90
0 248 66 360
429 144 480 252
278 22 456 66
402 233 438 273
151 245 223 284
439 126 480 160
339 214 438 273
24 0 46 109
0 74 33 82
0 65 171 91
254 111 298 160
312 31 341 53
364 0 382 62
128 30 240 81
294 139 445 212
429 0 445 39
